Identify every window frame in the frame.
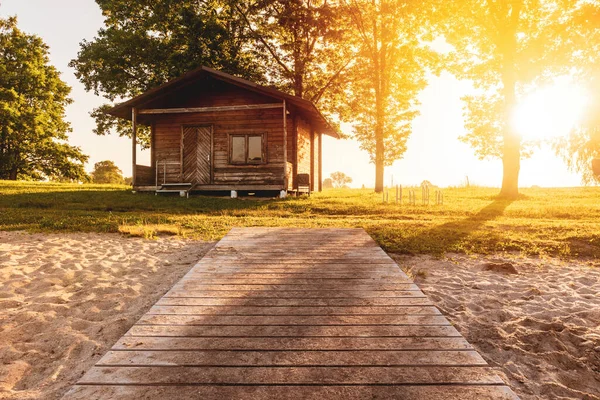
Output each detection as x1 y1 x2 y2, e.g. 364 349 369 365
228 133 267 165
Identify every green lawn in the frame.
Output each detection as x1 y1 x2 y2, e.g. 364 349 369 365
1 180 599 258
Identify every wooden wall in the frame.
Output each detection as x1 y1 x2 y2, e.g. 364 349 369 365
135 165 154 186
296 117 312 186
153 108 287 186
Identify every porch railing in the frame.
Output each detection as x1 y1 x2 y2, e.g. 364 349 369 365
155 160 182 187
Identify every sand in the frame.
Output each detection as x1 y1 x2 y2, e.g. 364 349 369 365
1 231 599 400
393 253 600 400
0 232 213 400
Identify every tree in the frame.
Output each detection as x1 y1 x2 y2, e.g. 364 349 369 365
234 0 352 111
441 0 576 197
330 171 352 188
553 3 600 184
70 0 264 147
91 161 125 184
322 177 334 189
0 16 88 181
71 0 352 146
342 0 432 193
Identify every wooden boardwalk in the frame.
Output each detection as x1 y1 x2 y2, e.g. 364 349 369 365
63 228 518 399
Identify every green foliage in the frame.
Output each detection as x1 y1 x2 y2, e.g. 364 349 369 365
236 0 352 109
342 0 435 190
91 160 125 184
440 0 577 195
554 127 600 185
553 3 600 184
330 171 352 188
70 0 265 145
0 16 88 181
71 0 354 143
1 181 599 258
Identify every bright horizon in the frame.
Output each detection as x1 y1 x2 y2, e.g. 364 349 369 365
0 0 587 188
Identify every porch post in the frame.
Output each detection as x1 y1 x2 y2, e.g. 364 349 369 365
310 127 315 191
318 132 323 192
282 100 287 190
132 107 137 187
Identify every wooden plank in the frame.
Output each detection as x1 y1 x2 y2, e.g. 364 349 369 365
169 283 421 291
196 259 396 264
154 297 433 306
189 264 402 271
136 314 452 326
98 349 484 366
79 366 503 385
193 262 400 267
177 278 413 285
147 305 441 316
187 267 408 283
183 272 406 279
139 103 284 114
112 337 472 351
65 385 519 400
125 325 459 338
163 290 428 298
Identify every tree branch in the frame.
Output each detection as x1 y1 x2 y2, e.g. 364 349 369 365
234 3 293 77
311 57 354 104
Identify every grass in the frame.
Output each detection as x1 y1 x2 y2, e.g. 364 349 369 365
1 180 599 258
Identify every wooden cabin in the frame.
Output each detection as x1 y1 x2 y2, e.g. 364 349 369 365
108 66 339 196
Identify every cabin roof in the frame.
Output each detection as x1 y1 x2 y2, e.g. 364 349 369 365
107 66 339 138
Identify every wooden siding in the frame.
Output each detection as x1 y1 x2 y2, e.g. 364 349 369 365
134 165 154 186
154 108 287 187
296 117 312 189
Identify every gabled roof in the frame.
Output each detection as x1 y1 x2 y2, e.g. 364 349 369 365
107 66 339 138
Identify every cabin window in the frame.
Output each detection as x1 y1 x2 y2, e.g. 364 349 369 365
229 134 265 164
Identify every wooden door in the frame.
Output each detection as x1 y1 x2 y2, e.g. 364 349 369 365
182 126 212 184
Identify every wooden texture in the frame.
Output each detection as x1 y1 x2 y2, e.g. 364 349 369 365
139 103 284 114
182 126 212 185
134 165 153 185
63 228 518 400
318 132 323 191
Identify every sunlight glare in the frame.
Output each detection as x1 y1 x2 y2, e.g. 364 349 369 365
512 79 589 141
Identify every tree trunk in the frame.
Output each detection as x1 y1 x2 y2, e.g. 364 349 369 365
498 2 522 199
500 133 520 198
374 102 385 193
499 67 520 198
9 165 18 180
373 4 384 193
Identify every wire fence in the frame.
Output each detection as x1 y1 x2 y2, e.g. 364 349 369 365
381 185 444 206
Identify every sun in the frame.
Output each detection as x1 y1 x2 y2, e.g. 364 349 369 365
512 78 589 141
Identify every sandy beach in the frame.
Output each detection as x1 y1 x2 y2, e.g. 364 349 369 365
1 231 599 399
0 232 213 400
394 253 600 400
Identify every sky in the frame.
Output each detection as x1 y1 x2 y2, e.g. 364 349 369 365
0 0 585 188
